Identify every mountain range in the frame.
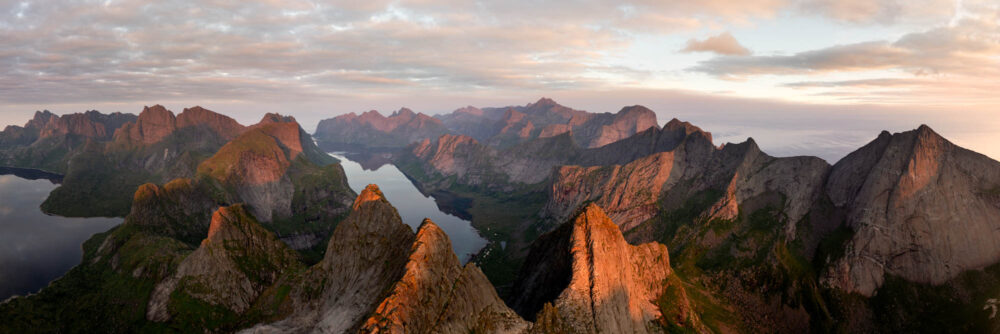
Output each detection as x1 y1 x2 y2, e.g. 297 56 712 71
1 99 999 333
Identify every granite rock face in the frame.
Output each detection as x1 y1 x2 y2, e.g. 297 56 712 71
247 185 418 333
114 105 246 145
545 152 679 231
37 110 135 140
823 125 1000 296
509 203 704 333
147 204 302 321
544 133 829 239
195 113 340 224
244 185 529 334
198 128 295 222
362 219 529 333
176 106 246 140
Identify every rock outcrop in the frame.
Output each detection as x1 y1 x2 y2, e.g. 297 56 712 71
545 152 679 231
198 128 295 221
822 125 1000 296
114 105 246 145
176 106 246 140
128 178 216 244
244 185 529 333
249 184 417 333
509 203 705 333
543 131 829 237
361 219 529 333
37 110 134 140
147 204 302 321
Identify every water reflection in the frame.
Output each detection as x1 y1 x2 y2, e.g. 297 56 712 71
0 174 121 300
330 153 487 263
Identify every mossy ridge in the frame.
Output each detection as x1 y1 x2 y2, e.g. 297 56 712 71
633 188 838 332
0 226 191 333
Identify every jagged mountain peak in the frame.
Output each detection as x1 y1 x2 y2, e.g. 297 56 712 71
26 110 57 129
617 104 654 115
142 104 170 113
576 202 607 219
391 107 416 117
509 203 695 333
664 117 711 138
354 184 388 209
453 105 484 116
360 109 385 118
531 97 558 107
205 204 247 242
259 112 297 124
822 122 1000 296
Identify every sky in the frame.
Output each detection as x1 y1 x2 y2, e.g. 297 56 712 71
1 0 998 162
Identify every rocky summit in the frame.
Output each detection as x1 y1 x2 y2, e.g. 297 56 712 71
510 203 705 333
823 125 1000 296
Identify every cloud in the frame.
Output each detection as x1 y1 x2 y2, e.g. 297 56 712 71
0 0 995 119
0 0 796 106
694 5 1000 76
690 8 1000 105
681 32 751 56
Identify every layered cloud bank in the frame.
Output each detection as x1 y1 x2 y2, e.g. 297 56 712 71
0 0 997 160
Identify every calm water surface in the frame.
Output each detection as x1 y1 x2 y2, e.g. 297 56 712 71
0 174 121 300
330 153 487 262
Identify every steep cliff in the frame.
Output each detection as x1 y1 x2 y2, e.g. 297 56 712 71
146 205 302 325
822 125 1000 296
509 204 707 333
361 219 529 333
234 185 530 334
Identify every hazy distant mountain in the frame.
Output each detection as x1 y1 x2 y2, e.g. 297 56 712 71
313 98 659 152
314 107 450 151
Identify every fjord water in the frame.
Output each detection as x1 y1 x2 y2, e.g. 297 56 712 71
0 174 121 300
329 153 487 262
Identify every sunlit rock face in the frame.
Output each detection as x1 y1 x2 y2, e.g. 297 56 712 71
823 125 1000 296
193 113 334 223
176 106 246 140
246 184 526 333
37 110 134 140
543 127 828 238
147 204 302 321
361 219 528 333
114 105 246 145
116 105 178 144
509 203 704 333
